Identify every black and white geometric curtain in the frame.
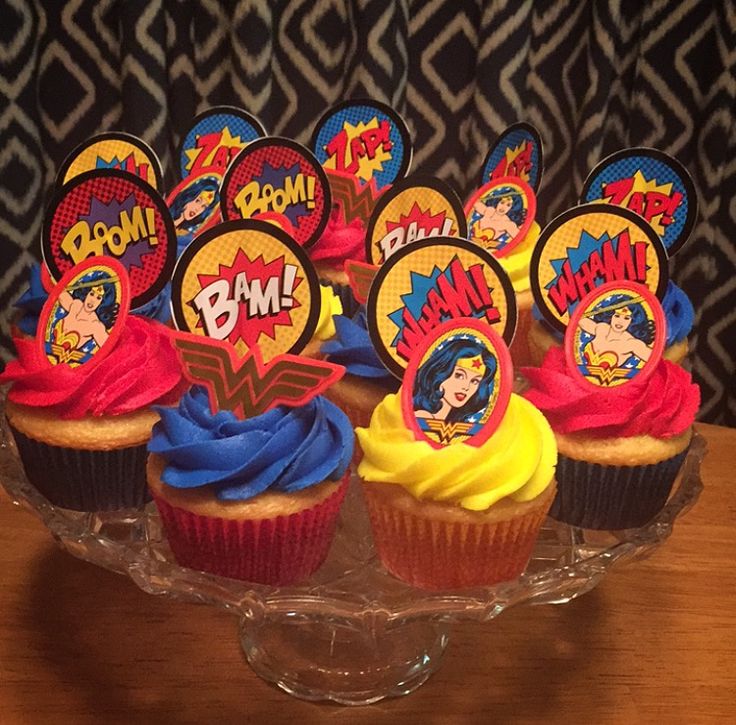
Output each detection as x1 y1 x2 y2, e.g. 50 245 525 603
1 0 734 425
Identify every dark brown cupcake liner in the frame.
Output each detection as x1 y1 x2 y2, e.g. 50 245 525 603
551 448 689 530
9 423 151 511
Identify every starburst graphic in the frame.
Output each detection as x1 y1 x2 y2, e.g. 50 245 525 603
193 248 302 352
502 142 532 182
324 119 393 182
184 126 244 173
252 163 310 227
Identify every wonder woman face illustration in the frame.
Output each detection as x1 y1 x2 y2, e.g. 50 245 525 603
83 285 105 312
439 359 483 408
495 195 513 215
610 306 633 333
183 192 210 220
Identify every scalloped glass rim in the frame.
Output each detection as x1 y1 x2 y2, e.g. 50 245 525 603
0 397 705 625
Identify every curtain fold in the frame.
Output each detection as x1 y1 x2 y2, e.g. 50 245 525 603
1 0 733 424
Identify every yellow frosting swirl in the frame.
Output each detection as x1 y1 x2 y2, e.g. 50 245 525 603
313 284 343 341
356 392 556 511
497 220 540 294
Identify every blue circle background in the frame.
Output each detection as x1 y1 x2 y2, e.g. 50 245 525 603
582 154 691 253
312 104 408 190
179 112 265 178
481 127 542 191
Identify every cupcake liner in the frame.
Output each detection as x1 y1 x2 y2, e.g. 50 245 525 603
150 473 349 585
551 448 689 530
509 304 534 368
363 483 553 590
319 278 361 318
9 424 151 511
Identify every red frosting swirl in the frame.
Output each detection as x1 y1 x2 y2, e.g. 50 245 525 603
522 347 699 439
308 207 366 269
1 316 186 419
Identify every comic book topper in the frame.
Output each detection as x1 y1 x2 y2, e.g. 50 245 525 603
366 238 517 379
530 204 668 335
464 176 536 257
345 259 379 305
580 147 697 256
365 176 468 265
325 168 382 226
479 123 544 193
178 106 267 179
37 257 130 369
170 219 321 362
220 137 331 248
42 169 177 309
402 318 512 449
166 171 223 251
311 99 412 191
565 281 665 391
56 132 164 191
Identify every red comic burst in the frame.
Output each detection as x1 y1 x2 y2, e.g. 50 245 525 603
194 248 302 350
384 202 451 238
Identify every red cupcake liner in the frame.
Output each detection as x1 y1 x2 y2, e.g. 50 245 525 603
363 483 553 590
150 473 349 585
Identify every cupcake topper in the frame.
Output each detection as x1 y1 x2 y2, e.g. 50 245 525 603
42 169 177 309
366 237 517 379
479 123 544 193
580 147 697 256
37 257 131 369
464 176 536 257
402 317 512 449
220 137 331 248
324 168 382 226
55 132 164 192
564 281 666 390
170 219 344 419
530 204 668 335
365 176 468 265
310 99 412 191
166 170 223 251
177 106 267 179
344 260 379 305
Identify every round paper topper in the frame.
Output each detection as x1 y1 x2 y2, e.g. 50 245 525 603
580 147 697 256
565 280 665 390
220 137 331 248
178 105 267 179
42 169 177 309
166 170 223 252
55 132 164 191
365 176 468 265
529 204 668 335
311 99 412 190
366 237 517 379
170 219 320 361
38 257 130 369
479 122 544 193
464 176 536 257
402 317 512 449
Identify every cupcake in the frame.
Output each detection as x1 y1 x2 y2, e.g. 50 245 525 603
146 387 354 584
319 307 398 431
1 316 185 510
522 345 699 529
528 280 694 367
356 391 557 590
299 283 343 359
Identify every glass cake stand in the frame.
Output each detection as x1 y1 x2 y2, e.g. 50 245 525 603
0 411 706 705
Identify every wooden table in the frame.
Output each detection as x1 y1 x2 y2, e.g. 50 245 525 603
1 423 734 724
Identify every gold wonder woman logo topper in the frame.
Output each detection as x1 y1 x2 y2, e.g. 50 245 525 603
170 219 344 419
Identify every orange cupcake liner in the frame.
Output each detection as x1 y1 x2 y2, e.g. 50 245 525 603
363 483 553 590
150 473 349 586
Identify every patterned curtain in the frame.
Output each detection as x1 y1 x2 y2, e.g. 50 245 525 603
1 0 734 425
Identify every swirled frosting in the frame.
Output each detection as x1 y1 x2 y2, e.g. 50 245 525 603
356 393 556 511
497 221 540 294
313 284 343 341
0 316 185 418
531 280 693 346
522 346 699 439
308 207 367 269
149 387 354 500
321 308 394 380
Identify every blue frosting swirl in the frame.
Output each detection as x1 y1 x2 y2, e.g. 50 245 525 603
532 280 693 346
132 281 173 324
149 387 354 501
320 308 394 380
